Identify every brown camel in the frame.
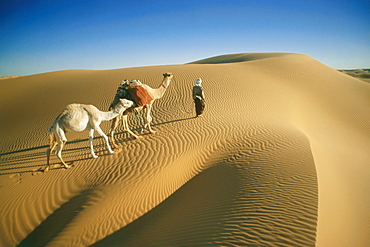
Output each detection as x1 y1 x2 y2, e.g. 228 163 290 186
108 72 173 148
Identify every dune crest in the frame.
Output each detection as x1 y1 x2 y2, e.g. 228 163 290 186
0 53 369 246
188 52 295 64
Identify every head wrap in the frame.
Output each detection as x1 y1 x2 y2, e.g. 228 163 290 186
194 78 202 86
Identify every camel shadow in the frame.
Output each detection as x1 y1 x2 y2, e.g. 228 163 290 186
0 137 114 176
1 117 194 176
154 116 195 127
114 116 194 136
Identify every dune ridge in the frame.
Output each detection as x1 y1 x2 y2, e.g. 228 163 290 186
0 53 369 246
188 52 293 64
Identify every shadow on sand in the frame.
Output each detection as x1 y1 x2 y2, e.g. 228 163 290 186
1 117 195 176
17 189 96 247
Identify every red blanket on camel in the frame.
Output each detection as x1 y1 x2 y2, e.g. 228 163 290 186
127 86 153 107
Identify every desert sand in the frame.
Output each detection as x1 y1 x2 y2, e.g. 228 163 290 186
0 53 369 246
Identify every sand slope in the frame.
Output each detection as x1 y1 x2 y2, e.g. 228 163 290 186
0 53 369 246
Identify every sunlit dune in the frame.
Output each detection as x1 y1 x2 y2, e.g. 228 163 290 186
1 53 369 246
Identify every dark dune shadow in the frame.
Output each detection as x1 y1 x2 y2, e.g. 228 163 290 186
17 189 95 247
92 165 240 246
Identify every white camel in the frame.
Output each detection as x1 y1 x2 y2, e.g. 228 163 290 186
45 99 134 172
108 72 173 148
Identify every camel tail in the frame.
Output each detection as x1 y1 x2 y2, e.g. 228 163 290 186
48 126 55 146
45 125 57 172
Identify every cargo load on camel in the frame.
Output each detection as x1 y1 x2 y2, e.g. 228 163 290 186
127 86 153 107
116 80 154 107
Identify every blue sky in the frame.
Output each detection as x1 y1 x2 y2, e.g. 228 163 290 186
1 0 369 76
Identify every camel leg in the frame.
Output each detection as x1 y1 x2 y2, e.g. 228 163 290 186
140 106 148 133
145 104 156 134
89 129 98 158
55 139 71 169
109 115 121 149
45 136 57 172
95 126 114 154
122 115 140 139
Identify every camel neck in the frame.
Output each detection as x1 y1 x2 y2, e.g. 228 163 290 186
103 108 121 121
157 76 171 97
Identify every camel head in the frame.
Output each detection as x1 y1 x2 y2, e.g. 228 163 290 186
113 99 134 114
163 72 173 78
119 98 134 108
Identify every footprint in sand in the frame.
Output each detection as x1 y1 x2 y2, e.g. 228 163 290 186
10 173 22 184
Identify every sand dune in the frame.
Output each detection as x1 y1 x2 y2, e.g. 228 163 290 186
0 53 369 246
339 69 370 83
